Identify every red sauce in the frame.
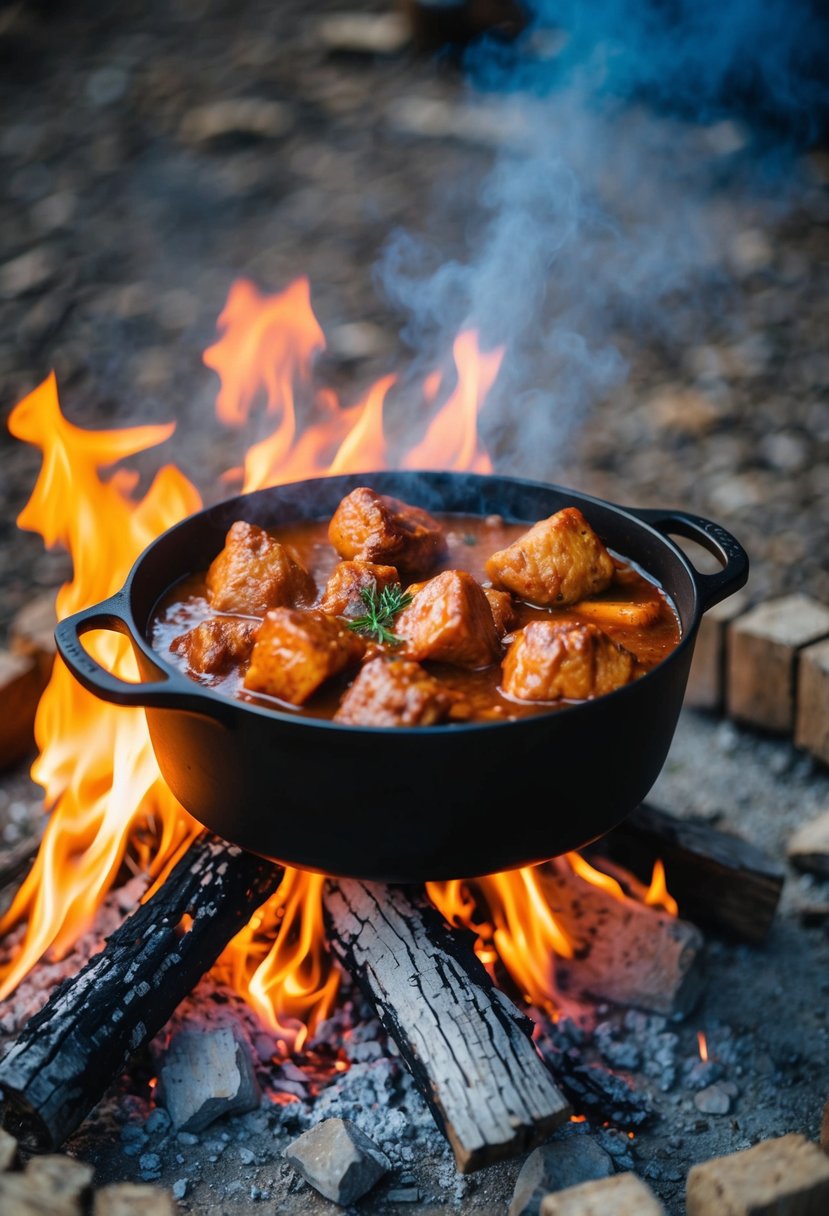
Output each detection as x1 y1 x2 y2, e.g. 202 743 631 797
151 513 681 723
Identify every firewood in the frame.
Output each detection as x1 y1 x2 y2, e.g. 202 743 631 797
726 594 829 734
323 880 571 1173
685 590 748 713
0 651 48 771
796 638 829 767
686 1133 829 1215
93 1183 176 1216
787 809 829 879
539 1172 666 1215
590 802 785 943
537 858 704 1017
0 835 282 1150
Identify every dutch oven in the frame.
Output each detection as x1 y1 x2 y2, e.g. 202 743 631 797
54 470 748 881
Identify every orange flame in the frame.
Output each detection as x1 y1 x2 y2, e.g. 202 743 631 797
644 858 679 916
697 1030 709 1061
1 278 674 1052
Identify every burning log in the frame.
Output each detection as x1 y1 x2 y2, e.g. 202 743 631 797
590 802 785 944
0 835 283 1150
323 879 571 1173
537 857 704 1017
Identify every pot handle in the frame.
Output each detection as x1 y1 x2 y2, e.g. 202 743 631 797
626 508 749 613
55 593 222 713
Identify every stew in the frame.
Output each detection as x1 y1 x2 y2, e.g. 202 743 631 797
151 486 681 727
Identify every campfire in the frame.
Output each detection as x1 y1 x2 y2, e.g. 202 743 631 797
0 277 809 1212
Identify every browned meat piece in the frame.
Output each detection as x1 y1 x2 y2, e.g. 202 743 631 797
328 486 448 577
501 620 636 702
171 617 258 676
206 520 316 616
319 561 401 619
483 587 517 637
485 507 615 607
334 657 454 726
243 607 365 704
394 570 501 669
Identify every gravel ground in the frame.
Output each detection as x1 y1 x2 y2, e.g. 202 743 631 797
1 1 828 1212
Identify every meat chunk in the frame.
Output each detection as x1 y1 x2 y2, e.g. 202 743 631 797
206 520 316 616
394 570 501 669
501 620 636 702
243 608 365 704
171 617 258 676
483 587 517 637
319 561 401 619
334 657 453 727
328 486 448 577
485 507 614 607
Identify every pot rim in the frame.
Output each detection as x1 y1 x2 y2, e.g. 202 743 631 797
56 469 749 733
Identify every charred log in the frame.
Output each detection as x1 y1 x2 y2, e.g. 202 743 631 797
0 835 283 1150
323 879 571 1173
589 802 785 944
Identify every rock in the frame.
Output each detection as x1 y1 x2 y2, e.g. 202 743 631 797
0 247 58 298
158 1024 261 1133
693 1084 732 1115
510 1138 615 1216
317 12 411 56
283 1117 390 1206
540 1171 666 1215
385 1187 421 1202
180 99 293 147
21 1154 95 1214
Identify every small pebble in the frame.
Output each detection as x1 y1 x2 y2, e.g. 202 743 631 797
694 1084 732 1115
172 1179 188 1199
139 1152 161 1171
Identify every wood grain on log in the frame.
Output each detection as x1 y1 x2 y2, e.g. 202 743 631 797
0 835 282 1150
323 879 571 1173
538 857 704 1017
590 802 785 944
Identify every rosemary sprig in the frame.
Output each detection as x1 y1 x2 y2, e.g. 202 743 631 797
347 583 413 646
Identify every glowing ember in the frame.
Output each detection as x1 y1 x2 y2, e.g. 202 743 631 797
1 277 675 1049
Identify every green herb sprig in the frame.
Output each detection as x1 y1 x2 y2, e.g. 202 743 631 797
347 583 413 646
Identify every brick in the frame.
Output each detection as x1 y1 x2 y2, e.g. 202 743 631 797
0 650 47 770
93 1183 176 1216
686 591 749 712
787 808 829 878
539 1172 666 1215
686 1133 829 1215
23 1154 94 1214
0 1126 17 1171
796 638 829 767
726 595 829 734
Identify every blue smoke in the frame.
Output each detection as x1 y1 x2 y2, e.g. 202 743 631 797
375 0 824 479
468 0 829 143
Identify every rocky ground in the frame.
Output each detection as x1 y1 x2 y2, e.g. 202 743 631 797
1 1 828 1213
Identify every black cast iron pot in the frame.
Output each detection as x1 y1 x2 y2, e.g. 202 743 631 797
54 471 748 881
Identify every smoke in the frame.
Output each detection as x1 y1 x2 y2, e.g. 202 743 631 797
375 0 827 479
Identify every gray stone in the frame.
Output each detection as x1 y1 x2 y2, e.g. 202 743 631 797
509 1138 615 1216
159 1025 261 1134
693 1084 732 1115
284 1117 390 1206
